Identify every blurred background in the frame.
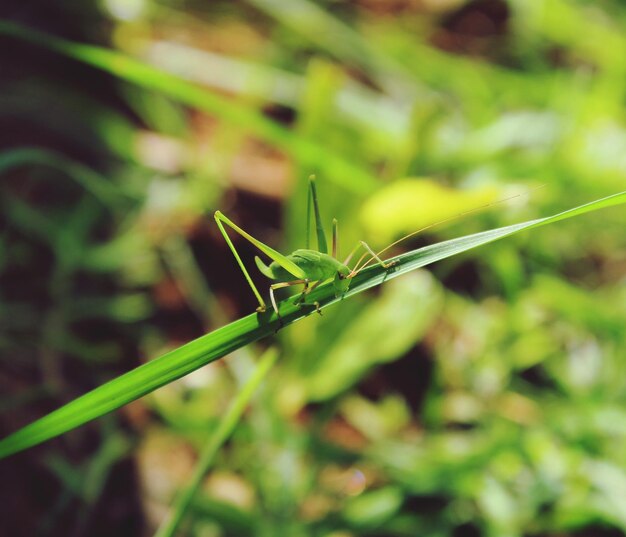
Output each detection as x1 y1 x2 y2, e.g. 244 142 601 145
1 0 626 535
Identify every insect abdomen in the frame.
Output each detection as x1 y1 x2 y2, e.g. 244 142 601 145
289 250 340 281
255 249 345 283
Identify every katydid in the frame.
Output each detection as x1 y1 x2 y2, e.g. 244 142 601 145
214 176 395 319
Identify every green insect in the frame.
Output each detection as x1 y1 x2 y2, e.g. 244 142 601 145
214 177 395 320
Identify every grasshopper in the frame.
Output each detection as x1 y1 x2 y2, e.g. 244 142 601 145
214 177 395 320
215 178 541 322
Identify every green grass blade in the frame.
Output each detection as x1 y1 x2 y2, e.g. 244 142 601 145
0 191 624 459
248 0 408 96
0 147 134 206
0 22 376 194
154 348 277 537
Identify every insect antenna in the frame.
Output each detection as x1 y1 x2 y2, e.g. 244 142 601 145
349 184 546 277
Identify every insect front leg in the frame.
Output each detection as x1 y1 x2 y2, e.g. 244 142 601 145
359 241 397 269
344 241 398 276
269 279 308 328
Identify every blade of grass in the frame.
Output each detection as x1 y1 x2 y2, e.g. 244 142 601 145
248 0 411 95
0 191 624 459
0 22 377 194
142 40 408 140
155 347 277 537
0 147 135 206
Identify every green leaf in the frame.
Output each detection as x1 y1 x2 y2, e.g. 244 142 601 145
359 178 498 246
0 191 624 459
343 486 404 528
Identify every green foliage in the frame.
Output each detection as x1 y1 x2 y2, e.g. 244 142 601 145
2 1 626 536
155 348 278 537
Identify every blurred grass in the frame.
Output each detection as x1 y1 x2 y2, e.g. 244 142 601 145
2 1 626 536
155 347 278 537
0 21 377 194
